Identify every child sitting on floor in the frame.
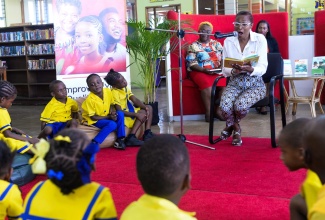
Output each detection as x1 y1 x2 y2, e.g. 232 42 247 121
0 141 23 219
22 128 118 219
0 81 39 154
104 69 154 146
82 74 126 149
278 118 322 220
302 116 325 219
120 134 197 220
38 80 79 139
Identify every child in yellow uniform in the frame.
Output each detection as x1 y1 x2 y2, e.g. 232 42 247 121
278 118 322 220
104 69 154 146
121 134 197 220
302 116 325 220
38 80 79 139
0 81 38 153
0 141 23 219
22 128 117 219
82 74 126 149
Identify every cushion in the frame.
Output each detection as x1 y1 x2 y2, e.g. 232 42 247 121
10 153 35 186
76 97 144 148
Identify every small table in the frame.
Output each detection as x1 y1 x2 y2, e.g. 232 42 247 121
284 74 325 117
0 67 6 81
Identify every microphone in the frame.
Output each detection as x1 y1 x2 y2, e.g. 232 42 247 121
214 31 238 39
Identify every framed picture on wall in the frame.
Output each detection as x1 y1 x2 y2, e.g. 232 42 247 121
296 17 314 35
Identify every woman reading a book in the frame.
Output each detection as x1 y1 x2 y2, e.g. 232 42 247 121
186 21 226 122
255 20 280 114
219 11 268 146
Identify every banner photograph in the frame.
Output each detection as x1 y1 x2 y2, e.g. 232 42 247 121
53 0 127 75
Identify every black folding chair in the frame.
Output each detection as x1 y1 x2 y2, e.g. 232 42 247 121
209 53 286 148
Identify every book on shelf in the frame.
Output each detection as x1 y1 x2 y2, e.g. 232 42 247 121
312 56 325 75
283 59 292 75
223 55 259 68
294 59 308 75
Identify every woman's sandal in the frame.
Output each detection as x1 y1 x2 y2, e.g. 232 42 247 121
220 126 233 140
256 106 267 115
232 127 242 146
259 106 268 115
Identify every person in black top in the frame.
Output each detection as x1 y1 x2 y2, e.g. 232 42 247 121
256 20 279 53
255 20 280 114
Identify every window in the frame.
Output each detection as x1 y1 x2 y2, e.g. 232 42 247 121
127 0 137 21
24 0 53 24
0 0 6 27
146 5 181 28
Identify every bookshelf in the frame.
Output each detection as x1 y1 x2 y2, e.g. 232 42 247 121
0 23 55 104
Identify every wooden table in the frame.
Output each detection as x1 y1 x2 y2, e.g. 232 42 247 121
0 67 6 81
284 74 325 117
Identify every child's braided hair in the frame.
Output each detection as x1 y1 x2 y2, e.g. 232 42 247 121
0 81 17 98
0 141 15 179
45 128 90 195
104 68 121 86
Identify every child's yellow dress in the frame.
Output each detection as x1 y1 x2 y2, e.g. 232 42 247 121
0 107 31 153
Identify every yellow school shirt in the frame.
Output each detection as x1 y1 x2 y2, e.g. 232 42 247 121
301 169 322 214
308 184 325 220
40 97 79 123
0 108 31 153
120 194 197 220
111 87 140 128
22 180 117 220
0 180 23 219
82 88 115 125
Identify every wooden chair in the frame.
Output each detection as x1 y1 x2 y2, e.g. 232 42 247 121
209 53 286 148
0 67 7 81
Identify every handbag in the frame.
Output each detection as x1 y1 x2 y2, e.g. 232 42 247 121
10 153 35 186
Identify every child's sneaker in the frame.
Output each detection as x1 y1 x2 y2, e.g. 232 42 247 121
114 138 126 150
143 131 155 142
124 136 144 146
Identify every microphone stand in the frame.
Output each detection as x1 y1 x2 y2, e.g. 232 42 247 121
149 12 217 150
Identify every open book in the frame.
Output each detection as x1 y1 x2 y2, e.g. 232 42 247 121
224 55 259 68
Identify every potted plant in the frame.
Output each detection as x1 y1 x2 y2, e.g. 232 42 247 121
126 19 179 125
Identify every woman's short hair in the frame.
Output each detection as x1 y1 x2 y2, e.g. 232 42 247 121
236 11 253 24
198 21 213 31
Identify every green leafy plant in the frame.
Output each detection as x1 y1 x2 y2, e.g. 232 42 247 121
126 19 179 104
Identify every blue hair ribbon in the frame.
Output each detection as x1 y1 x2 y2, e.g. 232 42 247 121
77 142 100 184
47 169 64 180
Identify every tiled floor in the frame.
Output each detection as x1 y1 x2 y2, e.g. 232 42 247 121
9 82 321 140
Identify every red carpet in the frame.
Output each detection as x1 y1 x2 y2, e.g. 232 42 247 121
21 135 305 220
